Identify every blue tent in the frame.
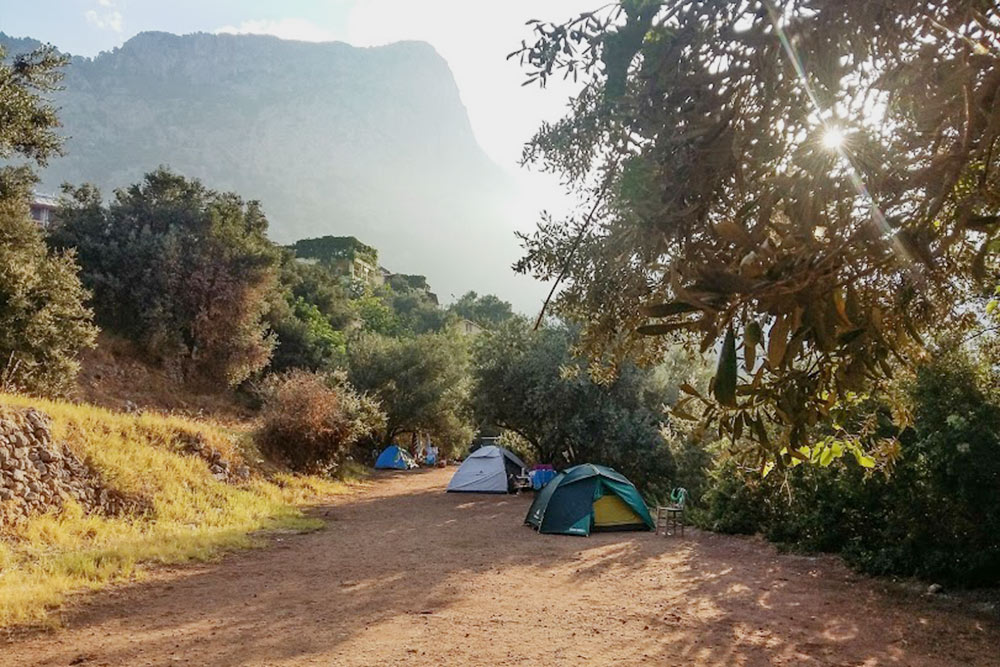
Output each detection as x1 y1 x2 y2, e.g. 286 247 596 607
375 445 417 470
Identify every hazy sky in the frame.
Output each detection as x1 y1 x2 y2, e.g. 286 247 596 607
2 0 597 310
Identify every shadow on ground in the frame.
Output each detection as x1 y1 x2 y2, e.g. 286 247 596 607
6 468 998 666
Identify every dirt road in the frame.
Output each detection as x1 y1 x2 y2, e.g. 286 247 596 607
4 468 998 666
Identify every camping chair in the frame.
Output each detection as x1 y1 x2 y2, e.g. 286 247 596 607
511 469 532 493
655 487 688 537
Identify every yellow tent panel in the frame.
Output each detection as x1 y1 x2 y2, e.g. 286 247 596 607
593 492 643 527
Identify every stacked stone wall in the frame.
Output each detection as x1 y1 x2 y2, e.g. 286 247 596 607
0 408 140 527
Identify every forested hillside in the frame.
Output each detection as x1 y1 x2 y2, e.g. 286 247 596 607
0 31 519 306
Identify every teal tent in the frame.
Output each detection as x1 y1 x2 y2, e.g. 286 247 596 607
375 444 417 470
525 464 654 536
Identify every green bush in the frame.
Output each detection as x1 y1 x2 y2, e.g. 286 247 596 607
693 353 1000 586
662 424 716 506
692 460 772 535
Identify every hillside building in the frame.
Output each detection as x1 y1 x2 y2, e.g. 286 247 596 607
29 192 58 228
290 236 443 300
454 319 485 336
290 236 384 287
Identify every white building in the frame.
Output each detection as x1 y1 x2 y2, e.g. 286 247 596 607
29 193 58 228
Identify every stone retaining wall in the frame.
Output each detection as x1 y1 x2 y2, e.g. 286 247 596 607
0 407 140 527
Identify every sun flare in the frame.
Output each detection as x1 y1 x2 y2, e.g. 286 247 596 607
821 126 845 150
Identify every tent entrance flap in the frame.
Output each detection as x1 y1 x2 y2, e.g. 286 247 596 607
525 463 653 536
592 492 643 528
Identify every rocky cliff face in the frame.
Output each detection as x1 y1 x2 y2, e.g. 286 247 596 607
2 31 520 304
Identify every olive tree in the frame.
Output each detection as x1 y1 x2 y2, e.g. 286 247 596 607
471 320 675 496
0 44 97 395
513 0 1000 467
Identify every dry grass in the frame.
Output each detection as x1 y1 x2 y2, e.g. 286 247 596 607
0 393 358 629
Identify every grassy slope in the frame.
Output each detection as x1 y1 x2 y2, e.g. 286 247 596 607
0 393 357 628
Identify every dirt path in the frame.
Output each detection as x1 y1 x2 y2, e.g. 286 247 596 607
4 468 998 666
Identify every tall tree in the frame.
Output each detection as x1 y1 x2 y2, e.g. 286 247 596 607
0 44 97 394
471 320 674 495
265 252 354 373
449 291 515 328
52 169 279 386
346 332 474 455
0 43 65 185
513 1 1000 466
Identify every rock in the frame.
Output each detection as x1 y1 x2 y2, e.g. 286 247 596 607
0 489 12 501
39 450 57 463
927 583 943 595
213 471 227 481
11 469 26 483
235 465 251 480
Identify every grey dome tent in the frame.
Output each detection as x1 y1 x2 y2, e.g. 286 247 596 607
447 445 526 494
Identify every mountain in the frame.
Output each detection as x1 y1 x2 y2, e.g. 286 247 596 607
1 31 533 309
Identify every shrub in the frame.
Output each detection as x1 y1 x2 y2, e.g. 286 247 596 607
692 352 1000 586
663 423 717 506
692 459 773 535
257 370 385 473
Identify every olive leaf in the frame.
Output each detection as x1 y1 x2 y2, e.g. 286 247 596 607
714 326 738 408
744 320 761 371
639 301 699 318
766 315 790 369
